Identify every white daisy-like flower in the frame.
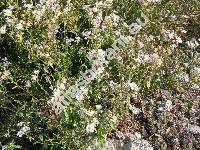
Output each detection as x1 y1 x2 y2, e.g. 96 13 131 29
176 72 189 82
86 123 95 133
129 104 141 114
86 118 99 134
3 8 13 17
82 30 91 39
115 130 125 140
96 104 103 110
187 124 200 134
85 110 96 117
158 107 164 111
45 76 50 82
34 70 40 75
165 100 172 111
134 132 142 139
53 89 61 97
17 125 30 137
191 67 200 78
1 70 10 80
186 38 199 49
125 80 139 92
0 25 6 34
24 4 33 9
175 36 182 44
138 41 144 49
86 50 95 61
17 121 25 127
92 117 99 125
191 83 199 90
60 83 65 90
109 80 119 90
143 54 152 63
112 13 120 22
15 23 23 30
25 80 31 88
75 87 88 102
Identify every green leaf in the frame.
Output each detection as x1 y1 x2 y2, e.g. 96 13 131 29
39 133 44 142
13 145 21 149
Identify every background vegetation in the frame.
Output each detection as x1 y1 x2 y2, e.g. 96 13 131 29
0 0 199 149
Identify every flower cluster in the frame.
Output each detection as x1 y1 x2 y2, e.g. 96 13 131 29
1 57 10 81
135 51 162 66
49 12 149 114
0 0 200 149
86 118 99 134
16 122 30 137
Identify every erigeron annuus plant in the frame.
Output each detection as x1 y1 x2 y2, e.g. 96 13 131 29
1 0 74 65
49 10 150 115
1 0 200 149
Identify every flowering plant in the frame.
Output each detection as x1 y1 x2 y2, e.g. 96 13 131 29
0 0 199 149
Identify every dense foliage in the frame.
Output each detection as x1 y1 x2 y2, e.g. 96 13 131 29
0 0 199 149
